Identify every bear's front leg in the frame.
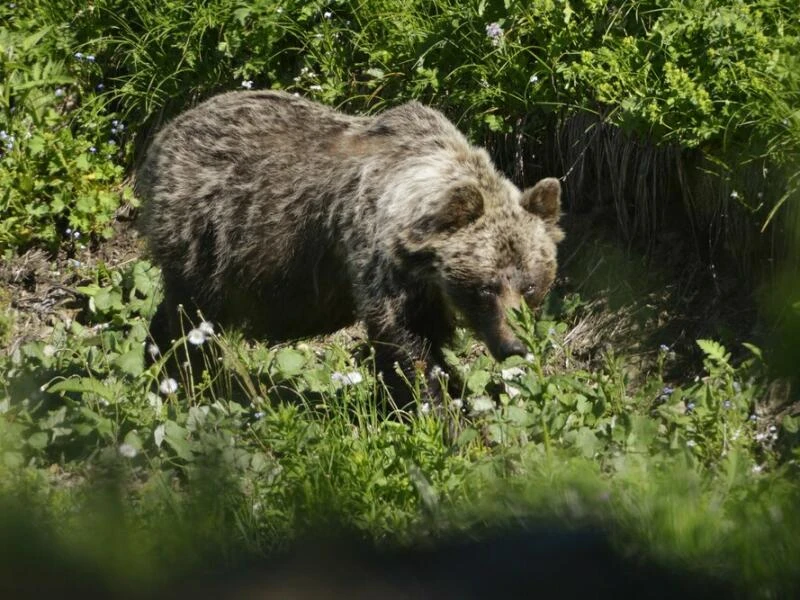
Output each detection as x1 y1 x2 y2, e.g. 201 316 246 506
362 291 461 413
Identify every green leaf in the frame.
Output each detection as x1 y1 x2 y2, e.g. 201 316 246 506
483 113 505 132
466 369 491 394
27 135 46 156
274 348 306 376
782 415 799 434
741 342 763 360
75 153 90 171
27 432 49 450
455 427 479 446
164 420 193 461
48 377 118 402
697 339 730 363
115 348 143 376
566 427 599 458
132 261 155 296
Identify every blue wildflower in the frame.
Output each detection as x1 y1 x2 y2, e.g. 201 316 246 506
485 22 503 40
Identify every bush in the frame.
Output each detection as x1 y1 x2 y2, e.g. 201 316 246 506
0 5 131 252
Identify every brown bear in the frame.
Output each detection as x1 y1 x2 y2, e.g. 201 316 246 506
135 90 563 406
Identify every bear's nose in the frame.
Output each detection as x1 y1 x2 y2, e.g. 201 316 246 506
496 338 527 360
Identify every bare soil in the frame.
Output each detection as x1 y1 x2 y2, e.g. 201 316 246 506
0 219 145 356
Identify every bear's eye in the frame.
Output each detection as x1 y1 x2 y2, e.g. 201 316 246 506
522 284 536 299
478 284 499 299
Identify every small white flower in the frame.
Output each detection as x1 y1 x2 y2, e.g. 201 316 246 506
331 371 363 386
241 79 254 89
276 6 283 13
55 88 65 97
323 10 332 18
314 33 323 39
42 344 57 358
686 439 696 447
86 54 95 62
419 402 431 415
524 353 535 363
730 190 739 199
309 84 323 91
752 464 763 474
450 398 463 410
469 395 494 415
147 343 160 359
187 328 206 345
118 443 137 458
198 320 215 336
529 74 539 84
159 377 178 395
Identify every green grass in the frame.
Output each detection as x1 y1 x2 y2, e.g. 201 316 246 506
1 256 798 596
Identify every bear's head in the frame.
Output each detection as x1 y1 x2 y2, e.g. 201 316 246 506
403 176 564 361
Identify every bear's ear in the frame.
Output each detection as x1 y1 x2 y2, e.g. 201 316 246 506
430 182 485 233
520 177 561 224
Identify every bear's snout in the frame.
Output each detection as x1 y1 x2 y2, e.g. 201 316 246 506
494 337 527 360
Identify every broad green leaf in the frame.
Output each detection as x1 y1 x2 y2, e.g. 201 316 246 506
274 348 306 376
466 369 491 394
27 432 49 450
164 420 193 461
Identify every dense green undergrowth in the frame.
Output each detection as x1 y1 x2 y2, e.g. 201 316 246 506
3 0 799 256
2 257 799 596
2 1 800 597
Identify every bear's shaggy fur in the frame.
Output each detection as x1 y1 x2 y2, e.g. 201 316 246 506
136 90 563 404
